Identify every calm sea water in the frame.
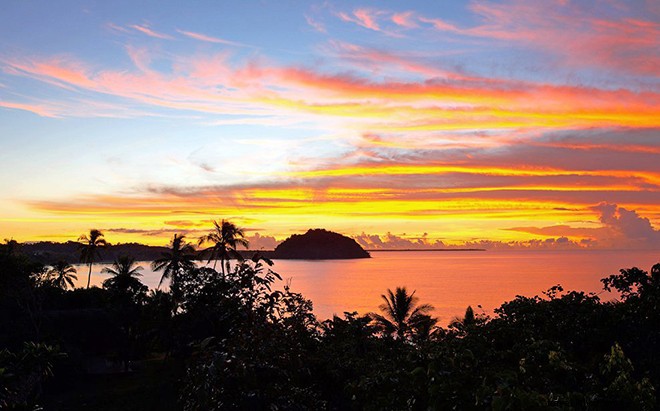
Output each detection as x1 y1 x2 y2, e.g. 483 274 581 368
75 250 659 325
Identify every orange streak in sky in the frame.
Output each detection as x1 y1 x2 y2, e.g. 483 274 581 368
280 165 660 185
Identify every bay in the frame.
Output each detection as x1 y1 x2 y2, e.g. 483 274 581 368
74 249 659 325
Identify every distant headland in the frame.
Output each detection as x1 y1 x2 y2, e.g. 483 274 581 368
18 228 372 263
272 229 370 259
18 230 490 264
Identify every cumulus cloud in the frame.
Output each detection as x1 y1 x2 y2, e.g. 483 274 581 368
244 233 279 250
507 203 660 250
592 202 660 248
354 233 589 251
354 232 446 249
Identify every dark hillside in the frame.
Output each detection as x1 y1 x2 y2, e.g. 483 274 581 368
21 241 169 264
272 229 370 259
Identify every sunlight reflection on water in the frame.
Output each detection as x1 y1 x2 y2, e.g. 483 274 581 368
75 249 658 325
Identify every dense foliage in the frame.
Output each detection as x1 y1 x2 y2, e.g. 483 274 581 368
0 231 658 410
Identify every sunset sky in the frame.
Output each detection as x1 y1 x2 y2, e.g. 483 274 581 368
0 0 658 250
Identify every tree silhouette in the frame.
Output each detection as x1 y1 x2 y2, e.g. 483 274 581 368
151 234 197 291
370 286 435 339
198 220 249 274
101 255 145 296
78 229 107 289
46 261 77 290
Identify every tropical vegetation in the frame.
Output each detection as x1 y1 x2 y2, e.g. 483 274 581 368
198 219 249 274
78 229 106 288
102 255 147 298
0 222 659 410
151 234 197 293
45 260 78 290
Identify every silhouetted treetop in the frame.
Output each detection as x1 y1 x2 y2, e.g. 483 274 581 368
273 229 370 259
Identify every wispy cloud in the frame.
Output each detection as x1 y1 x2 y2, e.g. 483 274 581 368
176 29 247 47
2 1 658 247
425 0 660 76
391 11 418 29
3 42 657 130
0 100 58 117
333 1 659 76
130 23 173 40
337 8 403 37
337 8 381 31
305 15 327 33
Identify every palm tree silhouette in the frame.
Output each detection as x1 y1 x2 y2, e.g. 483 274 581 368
151 234 197 290
47 261 78 290
198 219 249 274
79 229 107 289
370 286 435 339
101 255 145 295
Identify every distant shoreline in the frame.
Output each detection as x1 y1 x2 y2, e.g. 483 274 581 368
21 241 487 265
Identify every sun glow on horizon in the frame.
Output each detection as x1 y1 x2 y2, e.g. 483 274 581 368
0 1 658 250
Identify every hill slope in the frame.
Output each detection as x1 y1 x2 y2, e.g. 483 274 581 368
272 229 370 259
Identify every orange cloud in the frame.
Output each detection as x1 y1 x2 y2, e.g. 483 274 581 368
3 46 658 133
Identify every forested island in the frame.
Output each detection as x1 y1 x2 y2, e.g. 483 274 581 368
272 229 370 259
2 221 659 410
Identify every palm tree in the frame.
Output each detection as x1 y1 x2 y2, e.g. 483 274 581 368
370 286 435 340
102 255 145 295
198 219 249 274
151 234 197 290
79 229 107 289
453 306 476 326
47 261 78 290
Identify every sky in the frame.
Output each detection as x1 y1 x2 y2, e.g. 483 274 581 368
0 0 658 250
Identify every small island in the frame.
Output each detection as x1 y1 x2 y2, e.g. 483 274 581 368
272 229 370 259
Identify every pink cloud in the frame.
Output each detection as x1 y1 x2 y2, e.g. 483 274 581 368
391 11 418 28
354 232 445 249
2 43 657 133
337 8 405 37
419 0 660 76
177 29 246 47
5 57 95 90
245 233 279 250
354 232 593 250
105 22 131 34
593 202 660 247
327 41 469 79
506 203 660 249
305 15 327 33
352 8 380 31
0 100 58 117
418 16 461 33
130 23 173 40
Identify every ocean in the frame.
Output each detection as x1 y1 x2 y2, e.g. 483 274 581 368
75 249 659 325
